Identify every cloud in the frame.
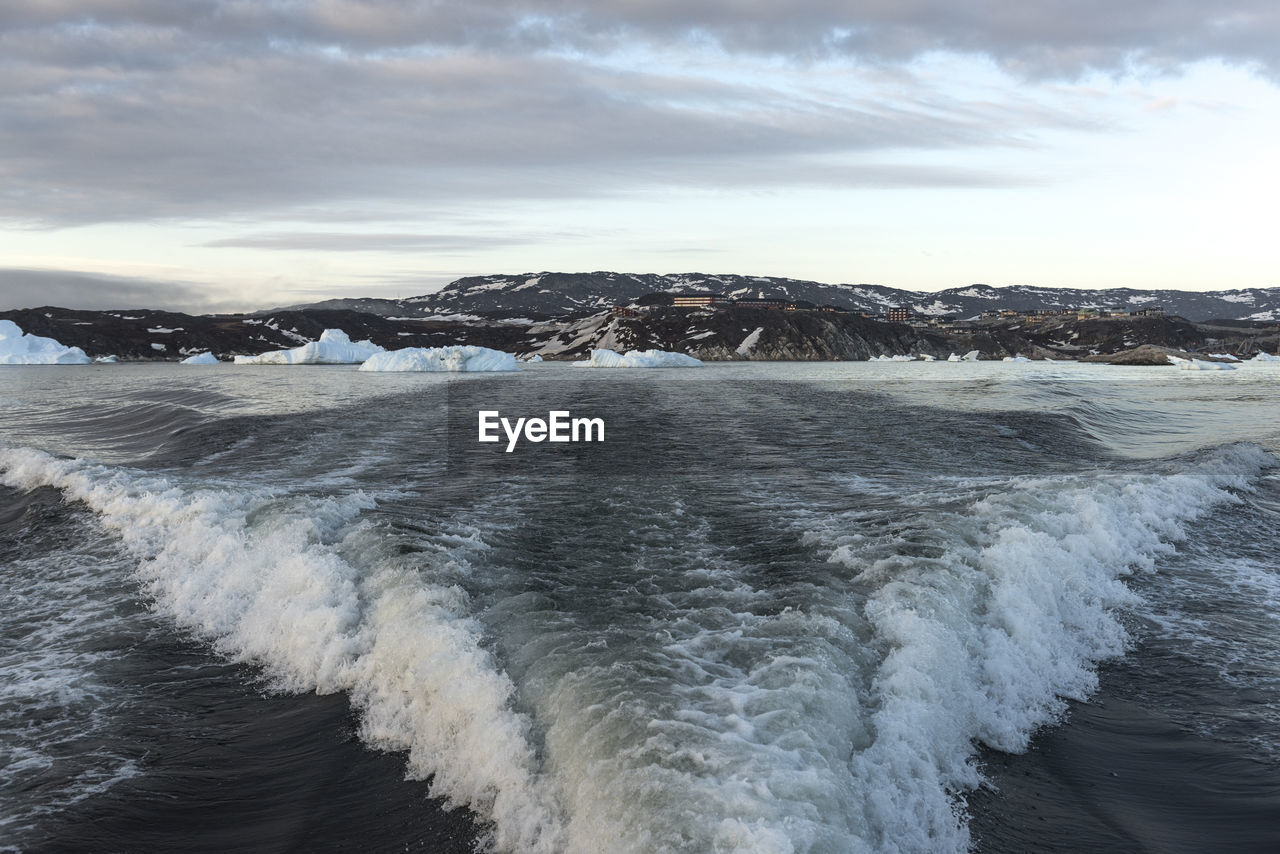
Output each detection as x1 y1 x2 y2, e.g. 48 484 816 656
0 1 1275 227
201 231 541 252
3 1 1271 72
0 267 242 311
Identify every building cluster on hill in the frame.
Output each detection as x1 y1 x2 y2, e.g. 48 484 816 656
668 293 850 312
977 306 1166 321
636 293 1171 326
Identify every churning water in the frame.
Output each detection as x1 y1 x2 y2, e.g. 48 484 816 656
2 361 1278 852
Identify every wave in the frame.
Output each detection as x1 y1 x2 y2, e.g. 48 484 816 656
794 443 1272 852
0 442 1272 853
0 448 565 853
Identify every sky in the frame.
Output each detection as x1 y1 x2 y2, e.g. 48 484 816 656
1 1 1278 312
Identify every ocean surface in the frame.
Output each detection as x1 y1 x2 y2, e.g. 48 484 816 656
2 360 1278 853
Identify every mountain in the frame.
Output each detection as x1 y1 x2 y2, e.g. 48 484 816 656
9 301 1268 365
335 272 1280 323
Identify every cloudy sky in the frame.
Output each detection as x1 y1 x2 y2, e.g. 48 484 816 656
1 1 1278 311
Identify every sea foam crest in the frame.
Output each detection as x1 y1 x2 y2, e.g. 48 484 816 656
814 443 1271 852
0 447 566 853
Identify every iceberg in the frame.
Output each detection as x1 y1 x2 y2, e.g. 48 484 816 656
523 354 544 363
946 353 961 362
180 352 220 365
94 355 119 364
0 320 92 365
919 354 935 362
359 345 519 372
1168 355 1235 371
962 350 981 362
1002 356 1032 363
1249 352 1280 362
573 348 702 368
234 329 384 365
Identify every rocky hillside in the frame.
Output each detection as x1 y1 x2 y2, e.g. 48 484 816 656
276 272 1280 323
6 303 1273 364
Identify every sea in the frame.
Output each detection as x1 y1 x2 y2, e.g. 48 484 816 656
1 360 1278 853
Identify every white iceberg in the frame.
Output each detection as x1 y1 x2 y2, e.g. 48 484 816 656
94 355 119 364
1003 355 1032 363
573 348 702 368
1168 355 1235 371
1249 352 1280 362
180 352 220 365
946 353 961 362
1207 353 1240 361
962 350 981 362
522 354 544 363
359 345 519 372
234 329 384 365
919 354 936 362
0 320 92 365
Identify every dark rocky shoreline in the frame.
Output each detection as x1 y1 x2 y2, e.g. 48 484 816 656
2 304 1274 364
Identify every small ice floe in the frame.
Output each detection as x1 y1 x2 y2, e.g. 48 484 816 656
94 355 119 363
1249 352 1280 362
1168 355 1235 371
919 354 936 362
962 350 981 362
234 329 384 365
1207 353 1240 361
573 348 702 368
523 354 544 363
359 345 519 372
180 352 220 365
947 353 962 362
1002 355 1032 363
0 320 92 364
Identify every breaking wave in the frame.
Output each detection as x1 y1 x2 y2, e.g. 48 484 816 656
0 441 1271 853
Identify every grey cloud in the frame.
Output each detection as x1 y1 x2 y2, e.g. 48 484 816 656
0 43 1065 226
3 1 1273 72
0 267 243 312
202 231 540 252
0 1 1273 227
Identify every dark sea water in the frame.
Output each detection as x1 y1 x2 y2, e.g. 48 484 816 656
2 361 1278 853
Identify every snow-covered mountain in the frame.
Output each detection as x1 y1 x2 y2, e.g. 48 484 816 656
277 272 1280 323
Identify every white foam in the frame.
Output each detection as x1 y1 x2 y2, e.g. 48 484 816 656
805 444 1270 851
0 511 146 837
0 320 91 365
0 449 565 852
358 345 519 372
5 440 1268 854
234 329 384 365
